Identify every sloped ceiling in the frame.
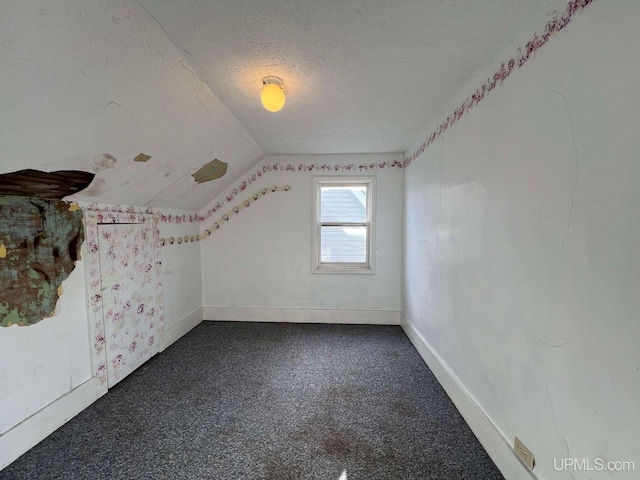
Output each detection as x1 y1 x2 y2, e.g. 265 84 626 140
140 0 567 155
1 0 568 211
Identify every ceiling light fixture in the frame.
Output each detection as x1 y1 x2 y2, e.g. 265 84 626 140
261 76 285 112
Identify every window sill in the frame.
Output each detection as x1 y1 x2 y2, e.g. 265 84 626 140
312 264 375 275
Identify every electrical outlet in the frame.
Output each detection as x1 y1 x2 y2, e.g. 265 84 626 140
514 437 535 471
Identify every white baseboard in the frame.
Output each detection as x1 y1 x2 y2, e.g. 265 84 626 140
203 306 400 325
400 314 538 480
0 376 107 471
162 307 204 351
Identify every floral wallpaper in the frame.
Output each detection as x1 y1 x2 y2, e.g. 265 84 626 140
84 209 164 385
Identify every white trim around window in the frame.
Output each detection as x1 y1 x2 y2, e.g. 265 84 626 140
312 176 376 274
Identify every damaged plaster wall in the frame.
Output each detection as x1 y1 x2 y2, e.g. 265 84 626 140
0 196 84 327
0 241 92 436
402 1 640 479
0 202 205 469
0 194 91 468
0 0 264 211
0 0 257 465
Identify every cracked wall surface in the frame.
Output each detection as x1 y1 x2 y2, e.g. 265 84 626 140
402 1 640 479
0 196 84 327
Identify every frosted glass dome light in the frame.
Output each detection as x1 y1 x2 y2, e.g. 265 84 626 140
261 77 285 112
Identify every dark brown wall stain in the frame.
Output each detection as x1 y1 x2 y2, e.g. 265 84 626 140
0 196 84 327
0 169 95 199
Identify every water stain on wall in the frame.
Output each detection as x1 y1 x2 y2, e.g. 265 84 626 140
192 159 228 184
0 196 84 327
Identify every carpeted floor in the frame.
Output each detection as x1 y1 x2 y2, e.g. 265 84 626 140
1 322 504 480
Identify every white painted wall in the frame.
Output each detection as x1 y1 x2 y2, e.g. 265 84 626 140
0 257 91 436
0 207 203 469
402 2 640 479
0 245 94 469
0 0 263 211
201 154 402 321
158 211 204 346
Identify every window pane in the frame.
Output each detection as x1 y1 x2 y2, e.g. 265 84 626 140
320 186 367 223
320 225 367 263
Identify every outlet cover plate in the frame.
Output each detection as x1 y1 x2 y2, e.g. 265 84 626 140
514 437 535 471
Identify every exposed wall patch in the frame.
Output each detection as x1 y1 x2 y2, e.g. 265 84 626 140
0 196 84 327
92 153 117 171
134 153 152 163
192 159 228 184
0 170 95 199
0 244 6 258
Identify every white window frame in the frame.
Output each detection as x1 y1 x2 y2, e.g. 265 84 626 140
312 176 376 274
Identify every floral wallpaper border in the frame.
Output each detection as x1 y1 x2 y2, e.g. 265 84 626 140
81 202 200 225
404 0 595 166
159 184 292 246
80 158 401 226
83 209 164 384
79 0 596 231
198 162 402 223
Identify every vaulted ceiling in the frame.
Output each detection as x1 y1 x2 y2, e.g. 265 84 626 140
1 0 569 211
140 0 566 155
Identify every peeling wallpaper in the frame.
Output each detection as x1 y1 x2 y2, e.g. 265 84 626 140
0 197 84 327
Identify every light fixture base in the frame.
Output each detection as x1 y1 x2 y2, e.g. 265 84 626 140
262 76 283 87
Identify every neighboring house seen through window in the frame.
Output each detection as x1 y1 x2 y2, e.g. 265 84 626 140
312 177 375 274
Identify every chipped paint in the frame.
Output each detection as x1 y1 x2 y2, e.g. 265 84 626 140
0 196 84 327
92 153 117 171
192 159 228 184
68 202 80 212
0 244 6 258
134 153 152 163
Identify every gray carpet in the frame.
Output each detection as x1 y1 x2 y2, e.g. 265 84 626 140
1 322 504 480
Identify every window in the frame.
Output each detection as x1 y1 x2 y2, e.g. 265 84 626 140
312 177 375 274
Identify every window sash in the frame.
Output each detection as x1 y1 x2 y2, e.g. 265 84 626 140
320 223 369 265
313 177 375 274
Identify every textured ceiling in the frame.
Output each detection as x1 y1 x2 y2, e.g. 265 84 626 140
139 0 566 155
1 0 570 211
